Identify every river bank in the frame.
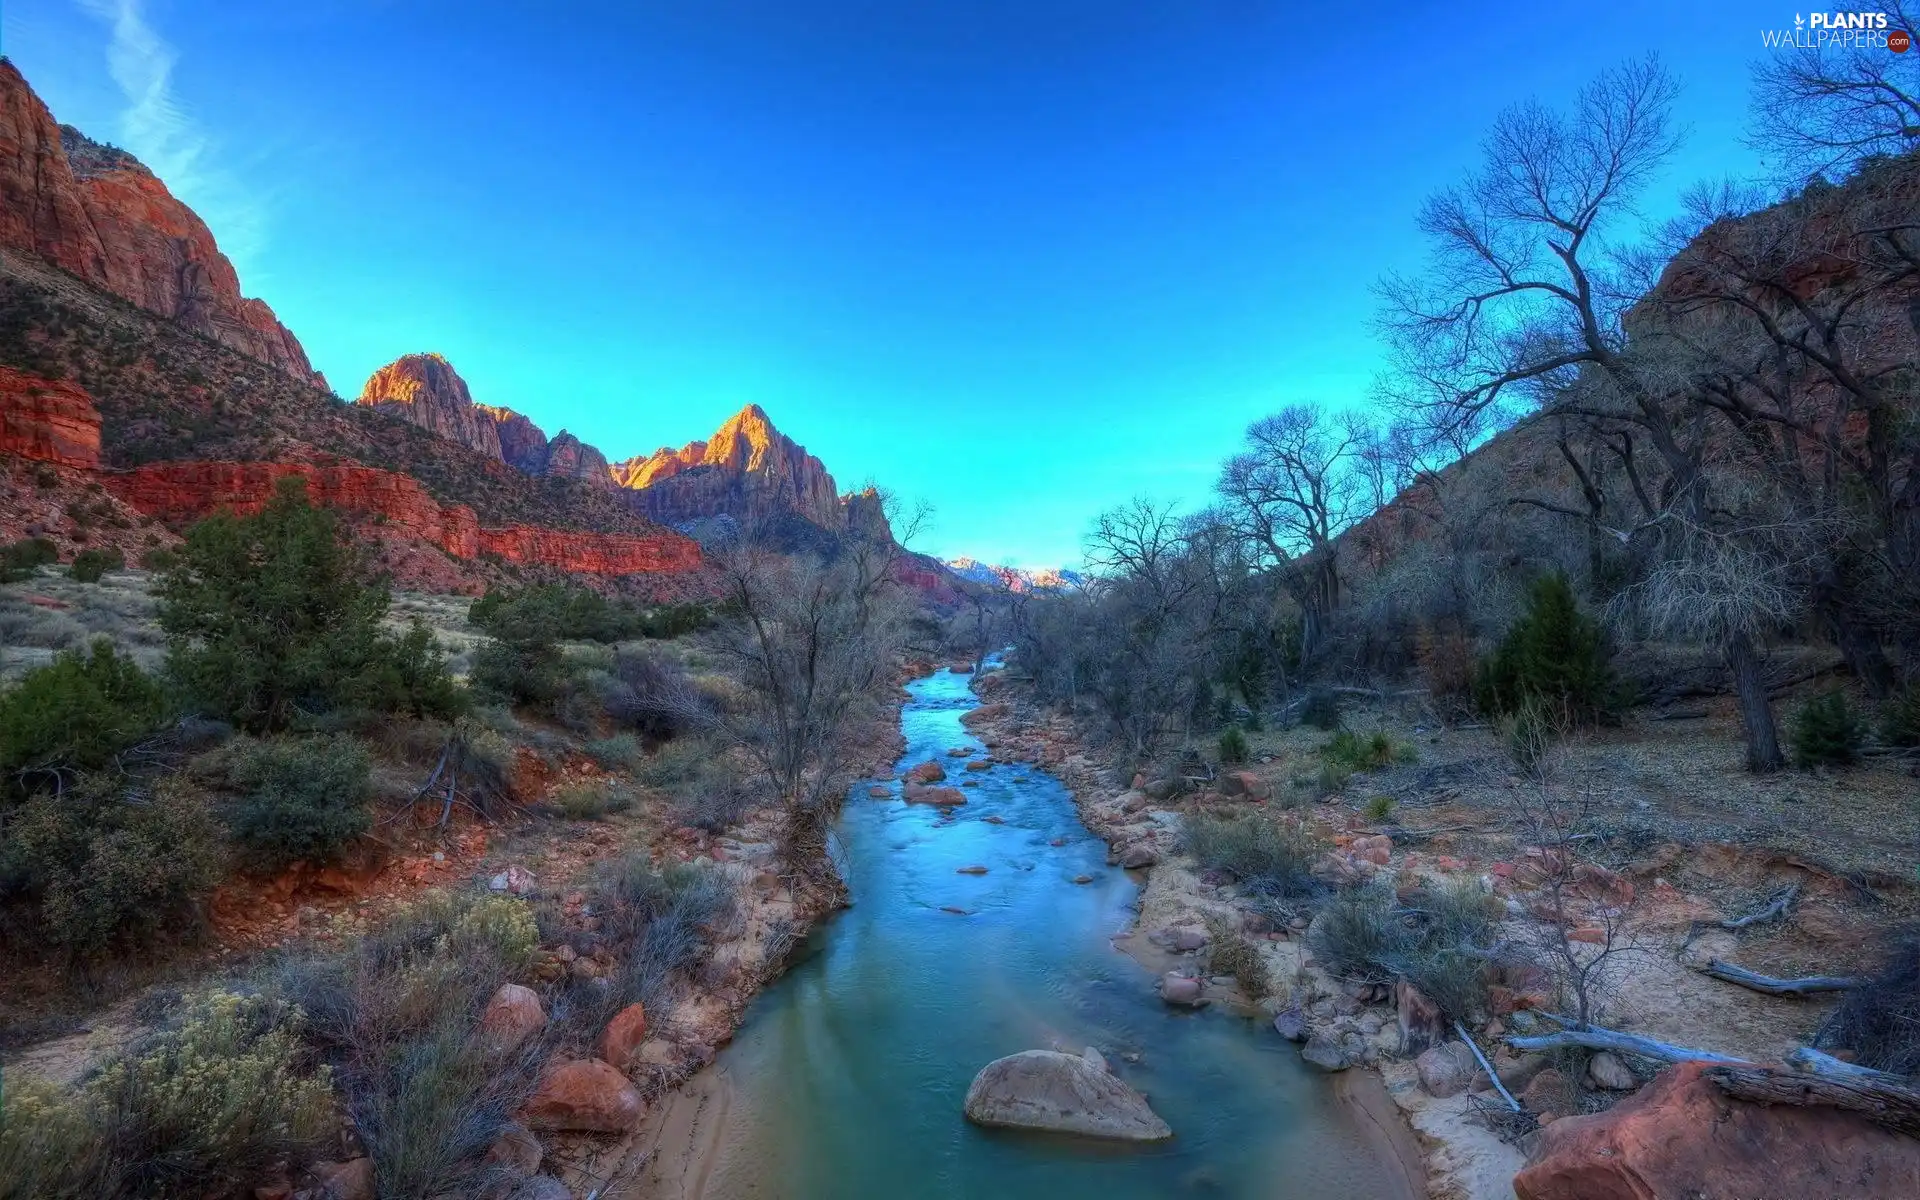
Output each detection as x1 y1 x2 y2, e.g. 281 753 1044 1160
620 664 1423 1200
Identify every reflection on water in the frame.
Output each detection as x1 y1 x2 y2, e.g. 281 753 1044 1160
706 669 1407 1199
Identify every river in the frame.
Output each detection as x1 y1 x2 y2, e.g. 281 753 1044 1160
695 667 1412 1198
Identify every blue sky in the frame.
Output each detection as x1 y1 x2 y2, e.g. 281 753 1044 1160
6 2 1773 567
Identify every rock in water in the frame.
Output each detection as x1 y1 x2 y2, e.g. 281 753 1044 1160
964 1050 1173 1141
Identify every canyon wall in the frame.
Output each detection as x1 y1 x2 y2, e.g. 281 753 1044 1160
0 366 101 469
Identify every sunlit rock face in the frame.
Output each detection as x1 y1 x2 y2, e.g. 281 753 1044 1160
357 354 506 461
0 60 323 386
610 403 844 530
0 368 101 470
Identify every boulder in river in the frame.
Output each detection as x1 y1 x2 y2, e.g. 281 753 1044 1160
1159 972 1205 1007
963 1050 1172 1141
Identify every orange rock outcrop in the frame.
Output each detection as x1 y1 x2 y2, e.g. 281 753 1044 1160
358 354 504 461
610 403 844 528
0 367 101 469
0 60 323 386
102 460 701 576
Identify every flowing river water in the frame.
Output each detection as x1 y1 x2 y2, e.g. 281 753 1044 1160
695 668 1415 1198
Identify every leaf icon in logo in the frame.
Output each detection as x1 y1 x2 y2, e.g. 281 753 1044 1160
1795 12 1805 26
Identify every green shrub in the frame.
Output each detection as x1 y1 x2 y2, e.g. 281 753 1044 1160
1182 811 1323 900
0 1075 103 1198
1307 883 1495 1021
357 619 470 721
225 736 373 870
587 732 642 770
1363 794 1395 822
1879 687 1920 749
1322 729 1414 772
469 584 711 644
69 547 125 583
0 640 168 795
468 591 573 712
1791 691 1865 768
552 780 633 821
633 737 711 788
1217 724 1249 765
0 536 57 582
1502 694 1561 772
1474 573 1620 724
1 774 224 954
159 479 390 733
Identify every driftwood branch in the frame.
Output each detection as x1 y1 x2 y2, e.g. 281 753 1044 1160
1702 960 1861 996
1509 1024 1753 1065
1722 883 1799 929
1706 1062 1920 1140
1786 1046 1910 1083
1456 1020 1520 1111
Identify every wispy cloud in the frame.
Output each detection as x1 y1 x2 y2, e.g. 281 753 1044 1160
77 0 267 274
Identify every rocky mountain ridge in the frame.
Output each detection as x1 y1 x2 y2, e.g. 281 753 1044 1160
0 59 322 387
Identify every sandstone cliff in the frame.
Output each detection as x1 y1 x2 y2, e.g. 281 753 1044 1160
610 403 845 531
0 366 100 469
0 59 322 386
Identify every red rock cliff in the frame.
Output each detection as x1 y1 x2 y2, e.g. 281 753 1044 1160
0 60 322 386
358 354 504 461
610 403 844 529
0 367 101 469
102 459 701 576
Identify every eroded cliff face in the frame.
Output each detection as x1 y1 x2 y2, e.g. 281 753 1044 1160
102 459 701 575
610 403 844 530
0 60 323 386
0 367 100 469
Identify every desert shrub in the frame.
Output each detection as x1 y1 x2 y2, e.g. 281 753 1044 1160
587 732 642 770
1501 694 1562 772
265 890 541 1200
1202 912 1270 999
1299 687 1343 731
1882 687 1920 748
0 1075 103 1198
69 547 124 583
1322 729 1415 772
1415 624 1478 720
568 857 735 1045
1182 811 1323 900
160 479 402 732
141 547 178 572
223 736 372 870
1308 883 1494 1020
467 589 577 713
0 774 223 955
1217 724 1249 765
1363 794 1395 822
1791 691 1865 768
1475 572 1620 724
672 774 755 833
0 536 57 582
82 991 334 1198
633 736 712 788
552 779 633 821
600 649 714 740
0 639 168 795
1816 926 1920 1074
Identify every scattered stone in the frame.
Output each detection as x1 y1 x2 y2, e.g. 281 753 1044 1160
1300 1035 1352 1072
1586 1051 1637 1091
1119 844 1159 869
963 1050 1172 1141
867 785 892 799
488 865 535 895
906 761 947 784
599 1003 648 1068
311 1158 375 1200
1159 973 1205 1007
947 747 971 757
1272 1005 1308 1042
483 1123 542 1176
480 984 546 1054
904 785 968 806
1165 926 1208 952
523 1059 643 1132
1514 1061 1920 1200
966 760 992 772
1416 1041 1481 1098
1520 1067 1574 1120
1071 874 1094 884
941 905 971 915
1395 978 1446 1056
956 865 989 875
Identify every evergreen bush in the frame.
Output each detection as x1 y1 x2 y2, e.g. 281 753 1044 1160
224 736 373 871
1791 691 1865 768
69 547 124 583
0 640 168 797
1474 572 1620 723
1217 724 1249 765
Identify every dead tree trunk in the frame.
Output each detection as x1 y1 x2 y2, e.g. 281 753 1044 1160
1706 1064 1920 1140
1726 629 1785 773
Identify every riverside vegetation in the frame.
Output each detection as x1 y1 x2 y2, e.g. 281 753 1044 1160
0 479 917 1199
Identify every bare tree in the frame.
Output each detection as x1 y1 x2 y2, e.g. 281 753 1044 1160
705 507 918 901
1750 3 1920 181
1216 404 1373 663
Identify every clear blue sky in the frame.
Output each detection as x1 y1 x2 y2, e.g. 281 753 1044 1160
7 2 1770 567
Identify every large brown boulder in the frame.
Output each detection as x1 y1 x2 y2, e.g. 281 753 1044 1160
963 1050 1172 1141
523 1059 643 1132
480 984 547 1055
905 760 947 784
1514 1061 1920 1200
599 1003 648 1068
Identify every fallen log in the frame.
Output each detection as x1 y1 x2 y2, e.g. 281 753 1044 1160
1706 1062 1920 1140
1702 960 1862 996
1787 1046 1911 1083
1456 1020 1519 1111
1508 1023 1753 1066
1721 883 1799 929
